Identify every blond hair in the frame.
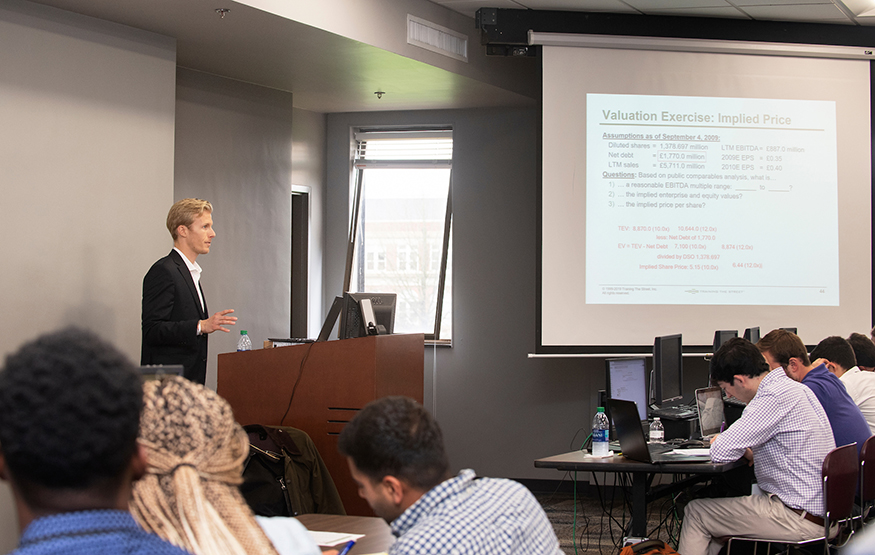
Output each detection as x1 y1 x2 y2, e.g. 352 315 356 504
131 377 278 555
166 198 213 240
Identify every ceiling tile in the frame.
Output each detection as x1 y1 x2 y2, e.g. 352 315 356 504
739 3 854 22
624 0 732 9
638 6 752 18
515 0 640 10
735 0 839 4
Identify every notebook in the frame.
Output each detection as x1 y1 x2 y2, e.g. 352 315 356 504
695 386 725 439
608 399 712 464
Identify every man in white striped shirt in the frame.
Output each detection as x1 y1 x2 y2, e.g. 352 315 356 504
678 338 835 555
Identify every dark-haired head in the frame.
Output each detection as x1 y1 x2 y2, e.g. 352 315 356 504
710 337 770 386
0 327 143 508
809 336 857 371
338 396 449 491
848 333 875 369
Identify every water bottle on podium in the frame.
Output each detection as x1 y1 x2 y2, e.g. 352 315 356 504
592 407 610 457
237 330 252 352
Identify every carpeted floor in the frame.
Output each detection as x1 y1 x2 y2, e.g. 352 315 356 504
535 474 688 555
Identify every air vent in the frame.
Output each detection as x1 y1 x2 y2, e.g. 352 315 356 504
407 15 468 62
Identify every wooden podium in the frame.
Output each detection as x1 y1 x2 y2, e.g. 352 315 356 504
217 334 424 516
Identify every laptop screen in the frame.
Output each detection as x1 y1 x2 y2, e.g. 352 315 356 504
695 386 725 436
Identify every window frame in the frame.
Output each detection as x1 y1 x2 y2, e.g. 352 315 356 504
342 128 453 341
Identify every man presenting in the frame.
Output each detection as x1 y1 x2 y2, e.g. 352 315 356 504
142 198 236 384
678 338 834 555
338 396 563 555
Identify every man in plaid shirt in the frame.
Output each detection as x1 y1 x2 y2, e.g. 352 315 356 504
678 338 834 555
338 396 563 555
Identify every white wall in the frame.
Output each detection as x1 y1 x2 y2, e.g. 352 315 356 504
0 0 176 548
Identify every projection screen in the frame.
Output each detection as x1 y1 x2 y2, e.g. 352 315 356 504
538 37 872 353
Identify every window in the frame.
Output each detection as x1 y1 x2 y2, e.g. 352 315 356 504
344 128 453 341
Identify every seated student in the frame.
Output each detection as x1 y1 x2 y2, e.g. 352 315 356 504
0 327 191 555
757 329 871 454
810 335 875 434
130 376 329 555
338 396 563 555
848 332 875 372
678 338 834 555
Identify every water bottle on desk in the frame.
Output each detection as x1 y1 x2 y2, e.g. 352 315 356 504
237 330 252 352
649 417 664 443
592 407 610 457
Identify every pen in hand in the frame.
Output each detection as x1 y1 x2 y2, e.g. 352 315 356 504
337 540 356 555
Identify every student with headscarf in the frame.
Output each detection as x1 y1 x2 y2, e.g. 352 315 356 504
130 376 330 555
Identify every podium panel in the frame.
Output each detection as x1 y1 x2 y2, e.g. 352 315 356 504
217 334 424 516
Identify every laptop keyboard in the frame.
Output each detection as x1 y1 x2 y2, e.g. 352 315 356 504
648 443 674 455
650 405 697 419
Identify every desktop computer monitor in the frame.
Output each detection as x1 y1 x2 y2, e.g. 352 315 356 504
653 334 683 406
712 330 738 353
779 327 798 335
743 326 760 344
606 357 648 422
339 292 397 339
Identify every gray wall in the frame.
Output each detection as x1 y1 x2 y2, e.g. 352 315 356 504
174 68 301 389
326 107 713 480
0 1 176 549
292 108 328 336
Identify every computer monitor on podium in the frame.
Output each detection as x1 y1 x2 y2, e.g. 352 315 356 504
653 334 683 407
606 357 648 422
339 292 397 339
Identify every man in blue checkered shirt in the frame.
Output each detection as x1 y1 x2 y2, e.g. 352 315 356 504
338 396 563 555
678 337 835 555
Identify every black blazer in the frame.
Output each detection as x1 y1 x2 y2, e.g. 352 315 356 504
141 250 209 384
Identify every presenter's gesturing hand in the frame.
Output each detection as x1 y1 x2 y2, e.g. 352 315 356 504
201 309 237 334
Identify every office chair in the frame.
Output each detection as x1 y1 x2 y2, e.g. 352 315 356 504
725 443 859 555
859 435 875 525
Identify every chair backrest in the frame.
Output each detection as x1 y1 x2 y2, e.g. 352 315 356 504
823 443 859 524
860 435 875 503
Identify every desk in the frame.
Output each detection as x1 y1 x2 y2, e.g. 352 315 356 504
534 450 746 537
297 514 393 554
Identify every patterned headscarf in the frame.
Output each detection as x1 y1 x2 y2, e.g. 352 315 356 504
130 376 278 555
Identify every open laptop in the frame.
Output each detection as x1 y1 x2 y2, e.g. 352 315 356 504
608 399 712 464
695 386 725 440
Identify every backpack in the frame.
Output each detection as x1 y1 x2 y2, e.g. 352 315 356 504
240 424 345 517
619 539 680 555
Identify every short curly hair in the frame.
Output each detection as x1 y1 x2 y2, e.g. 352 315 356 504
710 337 770 385
338 396 449 491
0 327 143 503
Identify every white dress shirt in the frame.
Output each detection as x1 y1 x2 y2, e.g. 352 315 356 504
839 366 875 434
173 247 205 312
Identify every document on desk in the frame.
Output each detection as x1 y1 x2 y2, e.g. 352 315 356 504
308 531 366 547
670 448 710 457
